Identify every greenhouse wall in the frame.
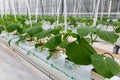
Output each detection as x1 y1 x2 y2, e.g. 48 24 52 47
0 0 120 18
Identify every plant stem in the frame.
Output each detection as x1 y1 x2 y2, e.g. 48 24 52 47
93 35 98 43
90 34 94 45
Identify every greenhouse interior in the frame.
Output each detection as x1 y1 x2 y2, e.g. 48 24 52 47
1 0 120 80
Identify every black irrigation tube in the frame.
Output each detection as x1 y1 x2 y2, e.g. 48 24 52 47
0 39 58 80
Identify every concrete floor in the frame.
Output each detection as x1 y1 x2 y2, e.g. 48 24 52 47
0 42 50 80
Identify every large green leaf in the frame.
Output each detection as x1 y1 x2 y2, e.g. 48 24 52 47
97 30 119 44
6 23 21 32
43 34 62 50
33 29 51 39
115 27 120 33
17 27 24 34
91 54 120 78
76 26 91 37
51 26 64 35
18 17 26 24
76 26 97 38
51 28 60 35
27 25 43 36
66 38 97 65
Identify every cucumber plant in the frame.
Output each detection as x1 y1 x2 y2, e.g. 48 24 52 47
1 15 120 79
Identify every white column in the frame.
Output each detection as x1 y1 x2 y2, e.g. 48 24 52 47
117 0 120 19
57 0 62 24
93 0 101 26
10 0 17 21
35 0 39 22
108 0 112 17
18 0 20 17
0 0 4 21
51 0 54 16
90 0 93 16
93 0 96 16
73 0 76 13
64 0 67 32
101 0 104 18
25 0 32 27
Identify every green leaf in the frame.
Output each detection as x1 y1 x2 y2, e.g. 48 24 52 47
51 28 60 35
85 38 91 43
17 27 23 34
66 38 97 65
97 30 119 44
0 25 4 34
16 35 27 45
91 54 120 78
59 39 69 48
47 52 54 60
33 29 51 39
111 21 118 27
35 43 40 48
27 25 43 36
8 39 13 46
76 26 91 37
97 20 106 25
76 26 97 37
115 27 120 33
51 26 64 35
6 23 21 32
18 17 26 24
43 34 62 50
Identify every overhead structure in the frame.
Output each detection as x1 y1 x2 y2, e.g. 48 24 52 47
0 0 119 18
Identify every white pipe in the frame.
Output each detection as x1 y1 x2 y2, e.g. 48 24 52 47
35 0 39 22
51 0 54 16
25 0 32 27
80 0 84 16
78 0 81 15
93 0 101 26
43 0 46 15
93 0 96 16
64 0 67 32
18 0 20 17
3 0 5 15
0 0 4 21
57 0 62 25
117 0 120 19
33 12 120 15
108 0 112 17
90 0 93 17
80 0 90 16
5 0 7 14
101 0 104 18
41 0 44 15
10 0 17 21
73 0 76 13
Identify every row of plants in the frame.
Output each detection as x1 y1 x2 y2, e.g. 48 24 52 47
2 15 120 27
0 15 120 79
